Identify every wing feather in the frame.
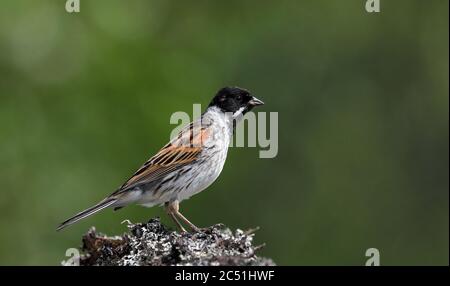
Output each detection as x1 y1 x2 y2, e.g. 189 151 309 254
112 120 210 195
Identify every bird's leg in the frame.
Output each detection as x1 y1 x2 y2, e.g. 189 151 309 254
170 200 202 232
165 202 186 232
169 212 187 233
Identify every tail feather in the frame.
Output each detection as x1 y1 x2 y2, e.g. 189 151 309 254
56 199 117 231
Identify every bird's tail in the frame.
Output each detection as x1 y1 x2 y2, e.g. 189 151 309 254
56 198 117 231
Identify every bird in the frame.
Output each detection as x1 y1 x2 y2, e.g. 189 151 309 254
57 87 264 232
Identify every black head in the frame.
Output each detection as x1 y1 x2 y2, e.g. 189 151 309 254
208 86 264 115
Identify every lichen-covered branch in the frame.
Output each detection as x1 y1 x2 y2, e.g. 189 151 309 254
69 218 275 266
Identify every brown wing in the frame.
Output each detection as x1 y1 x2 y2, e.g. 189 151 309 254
113 121 210 194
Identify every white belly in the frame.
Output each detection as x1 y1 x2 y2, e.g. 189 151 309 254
176 148 228 202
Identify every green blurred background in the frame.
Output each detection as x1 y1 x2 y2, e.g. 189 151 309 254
0 0 448 265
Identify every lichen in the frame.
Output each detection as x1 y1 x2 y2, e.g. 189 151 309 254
75 218 275 266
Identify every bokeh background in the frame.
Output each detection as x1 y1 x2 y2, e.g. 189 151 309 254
0 0 448 265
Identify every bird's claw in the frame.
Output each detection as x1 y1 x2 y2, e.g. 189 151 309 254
191 226 210 233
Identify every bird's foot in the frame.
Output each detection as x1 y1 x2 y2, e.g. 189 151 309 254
190 226 210 233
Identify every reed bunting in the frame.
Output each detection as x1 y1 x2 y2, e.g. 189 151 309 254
57 87 264 232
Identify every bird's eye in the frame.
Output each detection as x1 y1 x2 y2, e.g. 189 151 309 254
236 95 242 101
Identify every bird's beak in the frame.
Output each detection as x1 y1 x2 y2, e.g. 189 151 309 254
248 96 264 106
